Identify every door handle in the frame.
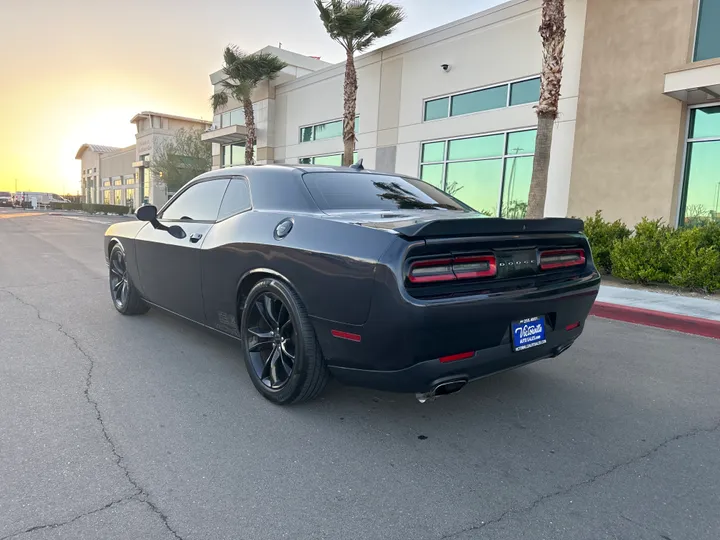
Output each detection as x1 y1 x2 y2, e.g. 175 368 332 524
189 233 203 243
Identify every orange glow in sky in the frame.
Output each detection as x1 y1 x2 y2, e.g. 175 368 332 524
0 0 499 194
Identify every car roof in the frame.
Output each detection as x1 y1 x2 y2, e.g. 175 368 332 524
186 164 406 213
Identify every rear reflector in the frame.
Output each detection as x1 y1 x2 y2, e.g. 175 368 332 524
539 249 586 270
409 255 497 283
439 351 474 363
565 322 580 331
331 330 361 342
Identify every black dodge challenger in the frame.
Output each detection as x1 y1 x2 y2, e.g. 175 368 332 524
104 164 600 405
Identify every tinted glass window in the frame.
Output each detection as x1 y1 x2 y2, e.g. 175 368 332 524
421 141 445 162
451 85 507 116
302 172 468 212
689 106 720 139
161 179 230 221
424 97 449 121
448 134 504 160
694 0 720 61
314 120 343 140
420 164 444 189
0 192 11 197
218 179 251 220
509 78 541 106
506 129 537 155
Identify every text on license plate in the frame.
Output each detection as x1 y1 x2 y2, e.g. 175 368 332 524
512 316 547 351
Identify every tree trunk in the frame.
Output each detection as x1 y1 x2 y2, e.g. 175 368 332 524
243 96 256 165
342 48 358 167
526 0 565 219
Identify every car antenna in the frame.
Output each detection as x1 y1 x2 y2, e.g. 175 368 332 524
350 158 364 171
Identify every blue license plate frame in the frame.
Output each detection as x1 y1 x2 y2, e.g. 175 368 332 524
511 316 547 351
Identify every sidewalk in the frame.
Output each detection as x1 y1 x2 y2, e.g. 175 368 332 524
591 285 720 339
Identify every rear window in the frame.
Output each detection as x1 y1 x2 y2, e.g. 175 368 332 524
302 172 469 212
0 192 10 197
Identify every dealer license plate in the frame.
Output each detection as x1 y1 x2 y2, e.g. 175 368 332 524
511 316 547 351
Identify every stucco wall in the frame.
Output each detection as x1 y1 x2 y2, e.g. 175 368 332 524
568 0 697 225
100 147 135 178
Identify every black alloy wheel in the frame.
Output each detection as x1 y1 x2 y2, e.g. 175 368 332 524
109 247 130 310
246 293 296 389
241 278 329 404
108 244 149 315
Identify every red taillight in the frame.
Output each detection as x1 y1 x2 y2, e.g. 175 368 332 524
453 255 497 279
408 255 497 283
406 258 454 283
539 249 586 270
331 330 361 342
439 351 474 363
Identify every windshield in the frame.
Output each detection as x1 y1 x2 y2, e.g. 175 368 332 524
302 172 471 213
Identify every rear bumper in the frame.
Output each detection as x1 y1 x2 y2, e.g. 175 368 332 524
329 333 578 393
312 270 600 393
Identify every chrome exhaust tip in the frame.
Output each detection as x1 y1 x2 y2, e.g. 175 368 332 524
415 379 468 403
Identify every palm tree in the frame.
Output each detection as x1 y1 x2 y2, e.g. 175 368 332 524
526 0 566 219
315 0 404 166
211 47 287 165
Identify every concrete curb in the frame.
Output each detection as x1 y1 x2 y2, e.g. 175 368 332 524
591 301 720 340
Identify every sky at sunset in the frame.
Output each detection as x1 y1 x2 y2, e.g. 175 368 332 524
0 0 503 194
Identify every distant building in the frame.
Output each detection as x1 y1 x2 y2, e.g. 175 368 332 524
76 112 210 209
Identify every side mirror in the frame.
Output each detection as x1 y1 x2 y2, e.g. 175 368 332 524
136 205 157 221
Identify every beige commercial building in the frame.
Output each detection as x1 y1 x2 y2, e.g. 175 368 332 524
76 112 210 209
203 0 720 227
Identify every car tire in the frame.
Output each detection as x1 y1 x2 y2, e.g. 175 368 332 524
241 278 329 405
109 244 150 316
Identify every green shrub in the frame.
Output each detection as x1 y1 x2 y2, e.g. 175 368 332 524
49 202 131 215
583 210 631 273
610 218 674 284
666 224 720 292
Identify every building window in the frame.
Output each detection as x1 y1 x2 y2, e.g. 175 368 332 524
680 106 720 226
216 108 246 128
124 176 134 185
221 143 257 166
115 189 123 205
694 0 720 62
103 191 111 204
419 128 537 217
299 117 359 143
299 152 358 166
113 177 122 186
423 77 541 121
103 179 111 187
126 188 135 209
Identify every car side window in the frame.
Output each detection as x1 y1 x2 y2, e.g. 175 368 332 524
217 179 252 221
160 179 230 222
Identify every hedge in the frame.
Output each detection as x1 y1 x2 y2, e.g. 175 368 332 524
49 202 132 215
583 212 720 293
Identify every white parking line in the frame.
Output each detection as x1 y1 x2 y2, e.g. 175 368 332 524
54 215 112 225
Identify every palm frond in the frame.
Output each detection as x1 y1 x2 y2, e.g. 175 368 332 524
210 92 228 113
314 0 403 53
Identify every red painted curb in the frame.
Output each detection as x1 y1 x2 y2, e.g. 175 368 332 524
590 301 720 340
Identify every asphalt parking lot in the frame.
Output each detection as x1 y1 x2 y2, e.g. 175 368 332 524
1 209 719 540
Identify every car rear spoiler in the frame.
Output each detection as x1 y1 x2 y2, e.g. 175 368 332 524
394 217 585 239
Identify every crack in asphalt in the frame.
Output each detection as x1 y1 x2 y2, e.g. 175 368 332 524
0 289 185 540
0 497 133 540
439 418 720 539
